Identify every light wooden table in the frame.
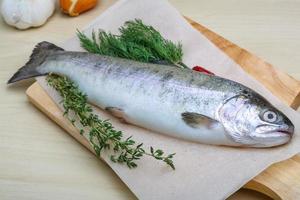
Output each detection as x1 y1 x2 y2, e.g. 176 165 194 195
1 0 299 199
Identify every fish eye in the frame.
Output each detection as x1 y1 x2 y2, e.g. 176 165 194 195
262 110 277 123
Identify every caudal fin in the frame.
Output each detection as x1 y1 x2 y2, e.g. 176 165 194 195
7 41 64 84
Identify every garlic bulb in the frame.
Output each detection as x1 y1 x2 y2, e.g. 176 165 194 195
1 0 56 30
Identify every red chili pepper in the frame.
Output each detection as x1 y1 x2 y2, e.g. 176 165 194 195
192 66 215 75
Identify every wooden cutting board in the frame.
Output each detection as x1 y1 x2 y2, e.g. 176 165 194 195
26 18 300 199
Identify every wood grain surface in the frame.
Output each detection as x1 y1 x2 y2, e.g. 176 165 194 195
2 0 300 200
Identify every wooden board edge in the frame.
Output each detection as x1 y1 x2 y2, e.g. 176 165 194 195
247 154 300 200
243 180 281 200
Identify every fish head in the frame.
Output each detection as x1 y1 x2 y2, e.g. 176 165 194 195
218 93 294 147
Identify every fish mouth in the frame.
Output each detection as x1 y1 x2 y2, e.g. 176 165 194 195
258 129 293 138
276 130 292 135
250 128 293 147
265 129 293 137
254 124 294 138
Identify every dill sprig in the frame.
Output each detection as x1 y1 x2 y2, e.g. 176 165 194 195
47 74 175 169
46 19 183 170
77 19 188 68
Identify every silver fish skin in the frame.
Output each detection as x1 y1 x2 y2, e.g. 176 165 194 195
8 42 294 148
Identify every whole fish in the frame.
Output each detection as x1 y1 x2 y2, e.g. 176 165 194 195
8 42 294 148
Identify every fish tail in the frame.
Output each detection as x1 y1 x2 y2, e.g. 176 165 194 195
7 41 64 84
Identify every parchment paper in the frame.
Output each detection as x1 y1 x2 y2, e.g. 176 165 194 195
37 0 300 199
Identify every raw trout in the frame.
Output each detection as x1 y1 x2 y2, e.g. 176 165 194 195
8 42 294 147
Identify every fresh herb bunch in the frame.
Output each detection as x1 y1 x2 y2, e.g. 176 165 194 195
46 19 184 170
77 19 188 68
47 74 175 169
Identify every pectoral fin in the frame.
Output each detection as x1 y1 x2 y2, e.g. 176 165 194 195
105 107 128 123
181 112 220 129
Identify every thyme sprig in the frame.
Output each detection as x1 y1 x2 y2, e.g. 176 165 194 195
47 75 175 169
46 19 183 170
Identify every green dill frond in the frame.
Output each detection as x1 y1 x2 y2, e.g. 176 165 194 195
119 19 183 65
77 30 101 54
78 19 187 68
